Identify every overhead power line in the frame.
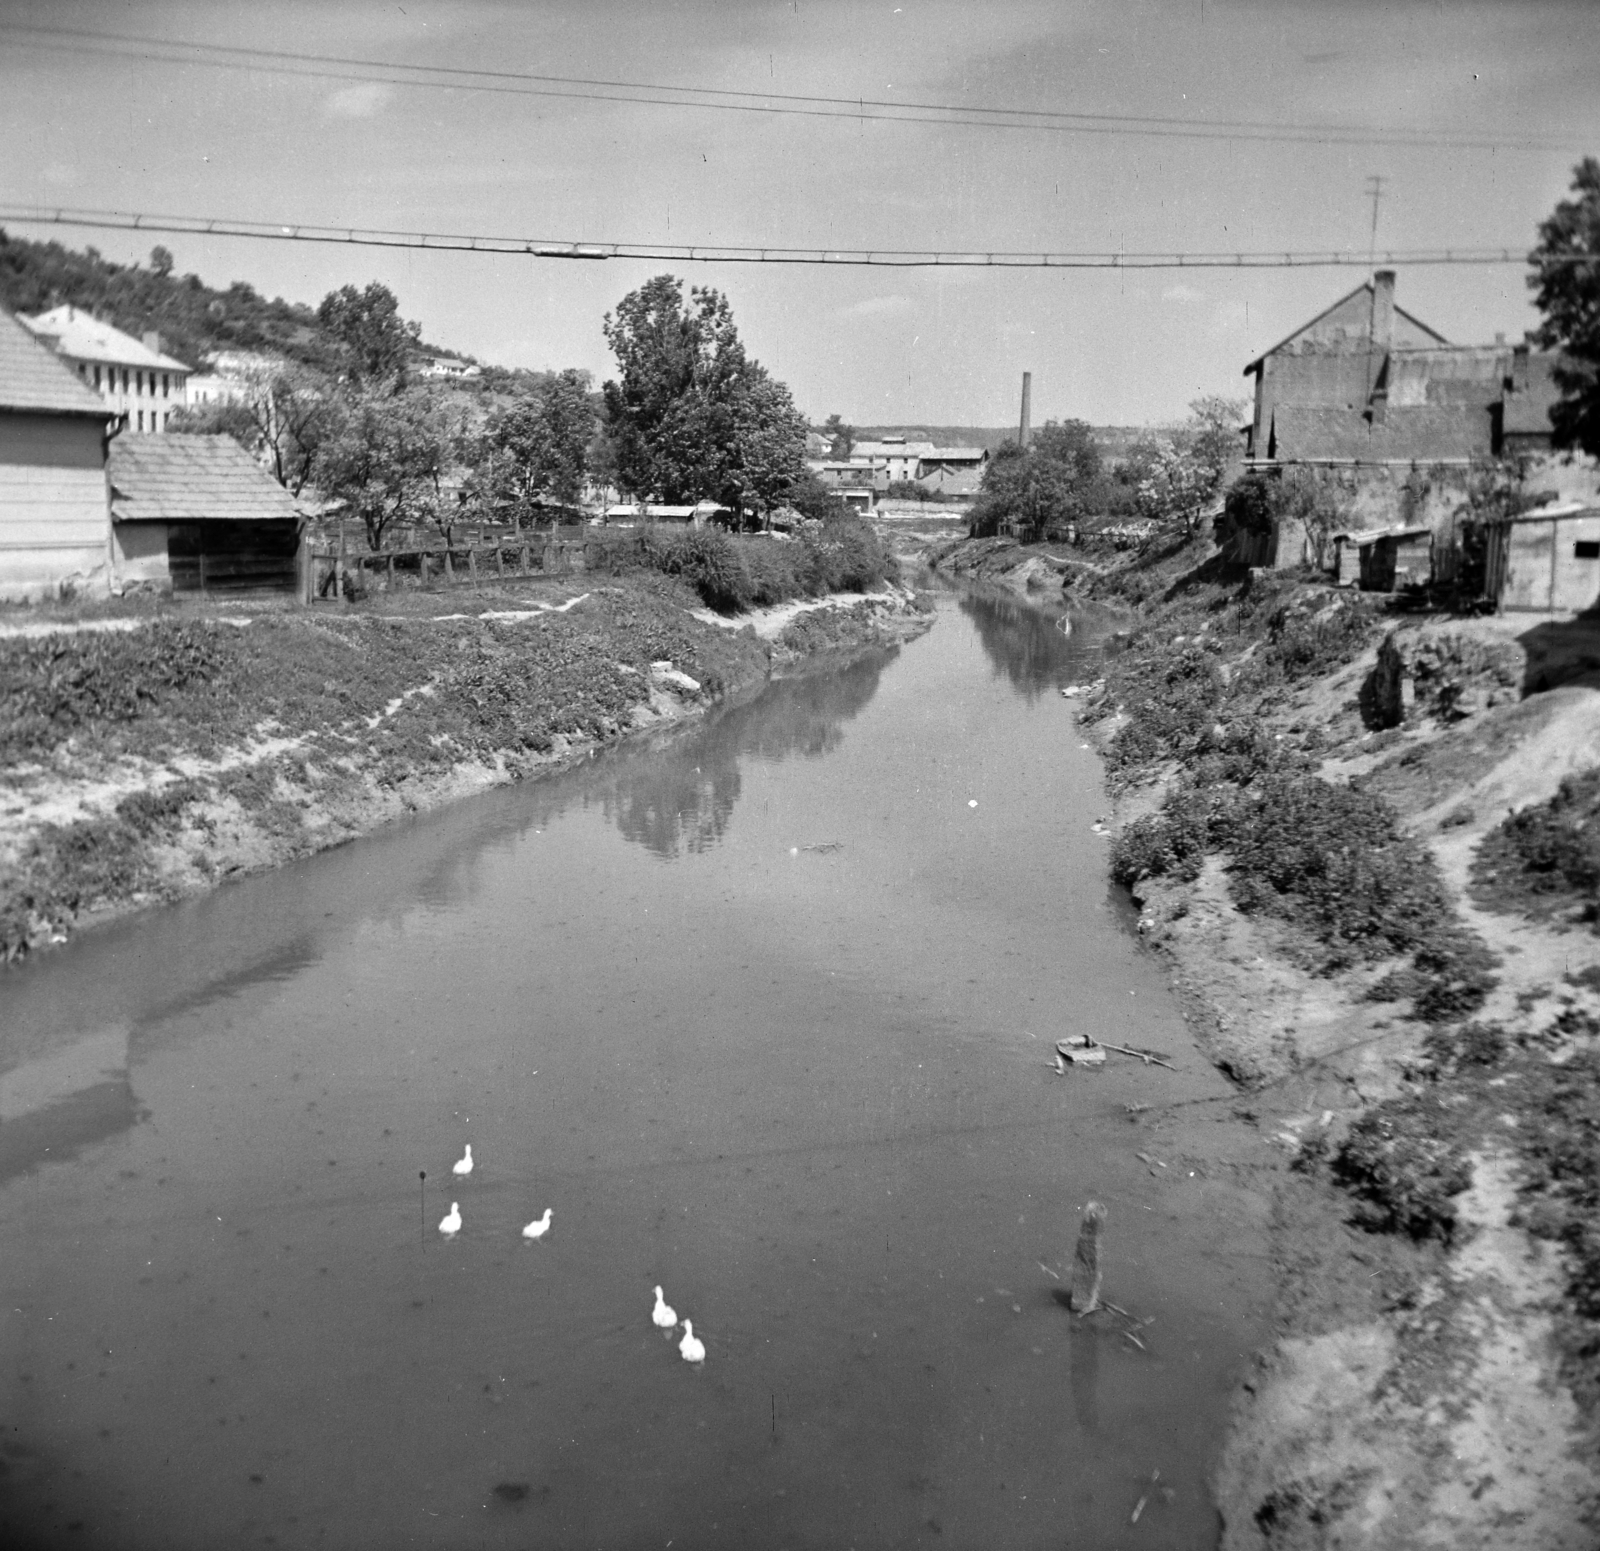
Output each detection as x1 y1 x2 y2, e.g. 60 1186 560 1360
0 204 1557 270
0 21 1579 152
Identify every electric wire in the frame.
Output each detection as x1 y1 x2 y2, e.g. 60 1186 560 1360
0 204 1567 269
0 21 1578 152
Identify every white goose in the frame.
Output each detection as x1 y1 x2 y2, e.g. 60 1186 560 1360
678 1320 705 1363
439 1202 462 1236
522 1209 553 1241
651 1286 677 1331
452 1144 474 1178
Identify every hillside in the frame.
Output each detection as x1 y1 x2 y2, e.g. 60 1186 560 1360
0 227 460 374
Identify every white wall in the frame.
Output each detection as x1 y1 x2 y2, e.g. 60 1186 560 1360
0 413 111 600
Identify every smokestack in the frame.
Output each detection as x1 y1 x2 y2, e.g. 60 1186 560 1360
143 330 164 356
1018 372 1032 449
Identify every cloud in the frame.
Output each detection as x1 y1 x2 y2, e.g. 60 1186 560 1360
1161 283 1204 304
324 82 394 119
842 294 914 319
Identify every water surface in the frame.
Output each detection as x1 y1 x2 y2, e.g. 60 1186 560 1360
1 590 1268 1549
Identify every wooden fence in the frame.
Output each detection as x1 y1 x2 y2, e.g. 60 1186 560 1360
304 532 638 603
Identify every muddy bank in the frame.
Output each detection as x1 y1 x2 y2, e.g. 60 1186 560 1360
1054 553 1600 1547
1 578 931 963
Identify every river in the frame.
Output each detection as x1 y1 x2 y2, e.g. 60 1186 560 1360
0 587 1269 1550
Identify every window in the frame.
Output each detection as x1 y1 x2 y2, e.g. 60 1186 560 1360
1576 541 1600 560
162 374 169 397
94 364 102 389
137 410 144 431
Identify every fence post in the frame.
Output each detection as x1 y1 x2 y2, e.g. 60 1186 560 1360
387 553 395 589
496 543 505 579
520 543 530 575
469 549 479 586
199 552 208 597
444 547 454 584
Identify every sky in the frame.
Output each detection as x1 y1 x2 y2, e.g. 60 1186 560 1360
1 0 1597 427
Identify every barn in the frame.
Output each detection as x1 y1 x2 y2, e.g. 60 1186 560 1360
0 306 115 600
109 435 304 594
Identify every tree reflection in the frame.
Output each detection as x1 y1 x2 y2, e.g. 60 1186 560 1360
594 648 893 858
957 591 1076 701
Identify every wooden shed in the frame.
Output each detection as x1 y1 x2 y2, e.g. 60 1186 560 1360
0 306 115 600
1485 505 1600 614
109 435 304 594
1334 525 1432 593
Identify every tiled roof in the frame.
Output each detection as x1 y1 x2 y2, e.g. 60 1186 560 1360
1503 351 1564 436
0 306 116 417
21 306 192 371
918 447 987 462
109 435 301 523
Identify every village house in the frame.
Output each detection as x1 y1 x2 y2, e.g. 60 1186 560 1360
19 305 193 433
108 433 304 595
0 306 118 600
1236 268 1597 592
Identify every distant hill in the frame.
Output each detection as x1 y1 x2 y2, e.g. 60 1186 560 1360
0 228 458 375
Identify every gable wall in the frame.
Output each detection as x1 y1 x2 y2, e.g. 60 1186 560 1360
0 413 111 600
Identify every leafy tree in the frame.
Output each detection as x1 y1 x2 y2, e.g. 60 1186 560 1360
967 419 1107 540
313 387 458 549
601 275 807 524
1133 396 1247 529
170 360 336 495
316 281 421 390
822 413 855 458
149 245 174 278
1529 157 1600 458
465 368 596 521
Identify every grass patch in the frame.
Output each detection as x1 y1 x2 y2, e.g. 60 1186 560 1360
1471 766 1600 930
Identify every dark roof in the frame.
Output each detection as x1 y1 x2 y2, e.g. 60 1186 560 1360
0 306 115 418
1503 350 1564 436
1272 404 1490 461
109 435 301 523
1243 279 1449 374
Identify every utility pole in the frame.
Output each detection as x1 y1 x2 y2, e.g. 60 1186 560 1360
1363 175 1387 408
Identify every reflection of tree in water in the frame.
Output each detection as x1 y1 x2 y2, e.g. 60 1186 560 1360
596 649 892 859
958 591 1076 701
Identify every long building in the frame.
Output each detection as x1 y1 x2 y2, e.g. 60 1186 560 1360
19 305 193 433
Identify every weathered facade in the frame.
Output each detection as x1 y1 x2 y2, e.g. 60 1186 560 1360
108 434 302 593
1486 506 1600 614
1242 269 1597 574
0 307 116 600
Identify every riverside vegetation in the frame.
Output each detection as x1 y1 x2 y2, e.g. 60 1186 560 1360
924 521 1600 1547
1 518 922 963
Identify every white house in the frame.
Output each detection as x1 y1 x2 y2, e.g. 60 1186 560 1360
0 306 116 600
19 306 193 433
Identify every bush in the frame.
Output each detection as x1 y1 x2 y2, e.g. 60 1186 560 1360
1331 1095 1472 1243
1472 767 1600 926
1110 784 1235 886
639 527 753 612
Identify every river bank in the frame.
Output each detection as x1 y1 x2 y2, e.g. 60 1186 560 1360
925 532 1600 1548
1 574 932 964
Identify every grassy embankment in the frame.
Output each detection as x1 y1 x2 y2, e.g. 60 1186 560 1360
2 523 926 962
932 526 1600 1547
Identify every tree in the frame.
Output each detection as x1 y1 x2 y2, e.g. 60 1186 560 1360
967 419 1107 540
316 281 421 390
149 245 174 278
1529 157 1600 458
1132 396 1247 530
465 368 596 521
170 360 336 495
312 387 458 549
601 275 807 523
822 413 855 458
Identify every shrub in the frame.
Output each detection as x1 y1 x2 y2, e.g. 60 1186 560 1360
1331 1095 1472 1243
1472 768 1600 926
640 527 753 613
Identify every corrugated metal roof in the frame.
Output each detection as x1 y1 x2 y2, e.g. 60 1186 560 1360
109 435 301 523
0 306 117 417
21 306 192 371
